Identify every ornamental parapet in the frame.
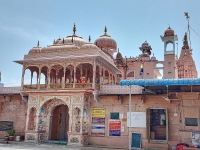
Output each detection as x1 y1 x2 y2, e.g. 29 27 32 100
99 85 143 95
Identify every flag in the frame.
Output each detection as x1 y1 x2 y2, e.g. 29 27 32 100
140 62 144 75
0 71 1 82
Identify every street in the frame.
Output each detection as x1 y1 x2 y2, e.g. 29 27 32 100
0 142 124 150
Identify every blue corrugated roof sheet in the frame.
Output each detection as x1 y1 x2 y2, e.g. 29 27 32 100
120 78 200 86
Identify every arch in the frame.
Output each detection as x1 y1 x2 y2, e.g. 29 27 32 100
166 42 173 51
24 68 31 85
40 99 69 140
155 63 164 79
96 65 100 84
28 107 37 130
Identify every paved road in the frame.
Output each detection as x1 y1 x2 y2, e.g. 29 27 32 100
0 142 125 150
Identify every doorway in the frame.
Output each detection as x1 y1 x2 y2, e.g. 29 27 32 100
51 105 69 141
146 108 168 141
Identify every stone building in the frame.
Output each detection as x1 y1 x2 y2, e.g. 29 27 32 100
0 24 199 149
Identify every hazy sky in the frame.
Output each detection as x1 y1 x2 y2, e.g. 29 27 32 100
0 0 200 87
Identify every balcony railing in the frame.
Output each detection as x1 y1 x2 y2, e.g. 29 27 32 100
23 83 95 90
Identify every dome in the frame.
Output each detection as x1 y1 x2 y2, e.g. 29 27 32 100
28 41 42 54
151 53 156 60
94 27 117 51
164 26 174 37
41 43 80 53
57 35 87 47
28 47 42 54
80 42 99 50
54 38 62 44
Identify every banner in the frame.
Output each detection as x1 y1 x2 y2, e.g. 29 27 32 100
91 108 106 137
92 108 106 118
109 121 121 136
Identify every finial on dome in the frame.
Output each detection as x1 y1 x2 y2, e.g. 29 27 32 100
89 35 91 42
53 39 55 44
118 48 119 53
37 40 40 47
63 38 64 44
182 32 189 49
73 23 76 35
104 26 107 35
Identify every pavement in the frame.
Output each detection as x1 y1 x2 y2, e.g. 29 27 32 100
0 142 126 150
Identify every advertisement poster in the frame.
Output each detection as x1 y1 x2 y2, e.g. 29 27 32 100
91 108 106 137
91 125 105 137
192 131 200 146
109 121 121 136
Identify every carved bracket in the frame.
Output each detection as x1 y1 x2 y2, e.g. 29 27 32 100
20 92 28 102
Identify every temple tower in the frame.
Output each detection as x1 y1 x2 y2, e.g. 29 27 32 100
177 33 198 78
160 27 178 79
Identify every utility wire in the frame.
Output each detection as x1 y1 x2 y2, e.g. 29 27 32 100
190 26 200 38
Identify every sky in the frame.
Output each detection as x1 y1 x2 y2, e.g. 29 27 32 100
0 0 200 87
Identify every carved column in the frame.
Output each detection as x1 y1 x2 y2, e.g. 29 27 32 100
99 66 102 84
30 71 33 85
92 61 96 88
38 67 41 89
73 64 76 88
47 67 50 89
62 65 66 89
21 66 25 89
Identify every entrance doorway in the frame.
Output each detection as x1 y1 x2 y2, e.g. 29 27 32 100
147 108 168 141
51 105 69 141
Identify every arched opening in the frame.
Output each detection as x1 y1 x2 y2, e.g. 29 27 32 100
155 63 164 79
96 65 100 84
24 68 31 85
166 42 173 52
28 107 36 130
51 104 69 141
127 70 135 80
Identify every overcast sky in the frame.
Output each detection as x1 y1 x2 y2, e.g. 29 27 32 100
0 0 200 87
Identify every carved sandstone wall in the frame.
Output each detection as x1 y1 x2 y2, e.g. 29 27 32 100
0 95 27 138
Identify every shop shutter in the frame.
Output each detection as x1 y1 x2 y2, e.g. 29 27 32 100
146 108 150 142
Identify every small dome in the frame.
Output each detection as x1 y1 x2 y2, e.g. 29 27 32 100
151 53 156 60
54 38 62 44
28 47 42 54
94 26 117 51
57 35 87 47
164 26 174 37
80 43 99 50
41 43 80 53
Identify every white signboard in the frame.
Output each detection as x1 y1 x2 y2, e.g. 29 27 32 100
127 112 146 127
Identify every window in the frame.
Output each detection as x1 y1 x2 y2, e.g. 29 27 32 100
168 62 171 67
110 112 119 119
185 118 198 126
168 72 172 75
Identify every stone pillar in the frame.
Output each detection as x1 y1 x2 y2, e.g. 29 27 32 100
99 66 102 84
30 71 33 85
47 68 50 89
73 65 76 88
38 68 41 89
92 61 96 88
21 66 25 89
62 66 66 89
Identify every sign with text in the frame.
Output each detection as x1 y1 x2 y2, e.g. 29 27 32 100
92 108 106 118
91 108 106 137
127 112 146 127
109 121 121 136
